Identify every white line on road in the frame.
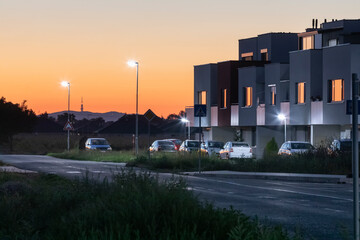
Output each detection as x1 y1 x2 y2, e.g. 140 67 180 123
66 171 81 174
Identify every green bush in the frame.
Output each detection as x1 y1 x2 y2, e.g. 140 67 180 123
264 138 279 158
0 172 300 240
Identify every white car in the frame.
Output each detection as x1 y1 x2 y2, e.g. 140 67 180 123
219 142 253 159
85 138 112 151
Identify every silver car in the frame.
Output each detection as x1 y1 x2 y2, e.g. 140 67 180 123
278 141 314 155
201 141 224 157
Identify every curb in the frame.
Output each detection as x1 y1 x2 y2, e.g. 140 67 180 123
0 166 37 174
182 171 348 184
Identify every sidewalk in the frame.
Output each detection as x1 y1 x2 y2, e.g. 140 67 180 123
182 170 349 183
0 166 37 174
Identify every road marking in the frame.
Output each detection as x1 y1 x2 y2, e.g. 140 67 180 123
186 175 353 202
66 171 81 174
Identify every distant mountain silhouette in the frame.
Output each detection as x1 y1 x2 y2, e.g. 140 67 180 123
48 111 125 122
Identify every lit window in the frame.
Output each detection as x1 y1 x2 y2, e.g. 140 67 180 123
198 91 206 104
269 85 276 105
296 82 305 104
243 87 253 107
241 52 253 61
221 89 227 108
328 79 344 102
302 36 314 50
260 48 268 61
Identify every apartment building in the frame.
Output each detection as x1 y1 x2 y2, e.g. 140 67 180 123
187 19 360 158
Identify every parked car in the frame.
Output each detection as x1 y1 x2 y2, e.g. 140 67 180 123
85 138 112 151
201 141 224 157
278 141 314 155
149 140 176 153
219 142 253 159
179 140 200 153
329 139 360 155
163 139 182 151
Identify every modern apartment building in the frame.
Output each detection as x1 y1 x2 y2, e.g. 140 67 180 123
186 19 360 158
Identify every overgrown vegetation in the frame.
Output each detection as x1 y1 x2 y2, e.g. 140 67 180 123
49 148 352 175
0 171 301 240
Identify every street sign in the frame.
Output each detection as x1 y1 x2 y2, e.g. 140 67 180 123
144 109 156 121
194 104 206 117
63 121 74 131
346 100 360 115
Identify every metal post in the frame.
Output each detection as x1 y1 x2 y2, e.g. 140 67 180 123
148 120 151 160
67 83 70 152
353 73 359 240
188 124 190 140
135 63 139 156
284 117 287 142
198 115 201 174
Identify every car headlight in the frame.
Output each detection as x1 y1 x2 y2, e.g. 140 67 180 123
107 147 112 151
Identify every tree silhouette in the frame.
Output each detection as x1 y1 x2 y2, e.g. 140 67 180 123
57 113 76 126
0 97 37 151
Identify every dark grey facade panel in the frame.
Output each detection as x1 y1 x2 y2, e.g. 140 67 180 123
238 37 258 61
238 67 264 126
270 33 298 63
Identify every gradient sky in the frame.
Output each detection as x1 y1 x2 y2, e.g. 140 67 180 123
1 0 359 117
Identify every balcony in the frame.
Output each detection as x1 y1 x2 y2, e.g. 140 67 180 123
311 101 323 124
231 105 239 126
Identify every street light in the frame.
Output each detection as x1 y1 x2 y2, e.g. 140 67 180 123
127 60 139 155
61 80 70 151
181 118 190 139
278 113 286 142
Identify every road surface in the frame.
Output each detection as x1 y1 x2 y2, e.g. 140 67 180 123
0 154 354 240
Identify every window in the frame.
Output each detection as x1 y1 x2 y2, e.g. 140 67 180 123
221 89 227 108
260 48 268 61
302 36 314 50
198 91 206 104
269 85 276 105
296 82 305 104
241 52 253 61
328 39 338 47
243 87 253 107
328 79 344 102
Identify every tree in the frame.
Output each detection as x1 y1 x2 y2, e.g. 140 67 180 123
57 113 76 126
166 113 180 120
0 97 37 151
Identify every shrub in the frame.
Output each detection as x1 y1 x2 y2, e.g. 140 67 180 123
264 138 279 158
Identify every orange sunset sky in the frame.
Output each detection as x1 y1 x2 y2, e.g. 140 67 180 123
1 0 359 117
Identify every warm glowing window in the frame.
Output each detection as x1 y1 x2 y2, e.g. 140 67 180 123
260 48 268 61
328 79 344 102
296 82 305 104
198 91 206 104
243 87 253 107
302 36 314 50
241 52 253 61
221 89 227 108
269 85 276 105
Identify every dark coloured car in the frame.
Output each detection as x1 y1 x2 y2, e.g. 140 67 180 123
149 140 176 153
179 140 200 153
85 138 112 151
163 139 182 151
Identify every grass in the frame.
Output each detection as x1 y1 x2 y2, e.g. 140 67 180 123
48 148 352 175
48 150 136 163
0 171 302 240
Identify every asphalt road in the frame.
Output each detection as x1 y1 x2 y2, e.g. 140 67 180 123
0 154 354 240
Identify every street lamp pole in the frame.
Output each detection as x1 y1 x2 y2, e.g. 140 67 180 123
61 81 70 151
181 118 191 139
128 60 139 156
278 114 286 142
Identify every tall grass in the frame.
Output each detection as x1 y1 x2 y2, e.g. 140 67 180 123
0 171 300 240
48 150 136 163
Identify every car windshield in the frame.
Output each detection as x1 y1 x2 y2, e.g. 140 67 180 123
291 143 312 149
158 141 175 146
187 141 200 147
208 142 224 148
232 142 249 147
91 139 109 145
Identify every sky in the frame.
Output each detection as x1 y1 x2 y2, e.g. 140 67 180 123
1 0 359 117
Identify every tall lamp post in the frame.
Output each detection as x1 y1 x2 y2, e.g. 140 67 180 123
127 60 139 156
278 113 286 142
181 118 190 139
61 81 70 151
